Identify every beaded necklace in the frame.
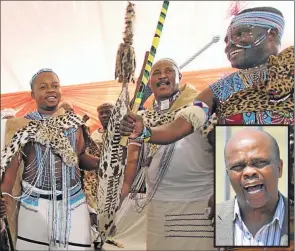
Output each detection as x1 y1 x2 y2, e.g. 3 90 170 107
153 90 181 113
23 110 76 248
238 63 268 88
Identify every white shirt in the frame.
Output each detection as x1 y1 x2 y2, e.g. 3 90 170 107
234 194 285 246
147 130 214 202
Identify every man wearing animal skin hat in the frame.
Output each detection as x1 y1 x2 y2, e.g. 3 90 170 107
120 6 294 250
0 69 101 250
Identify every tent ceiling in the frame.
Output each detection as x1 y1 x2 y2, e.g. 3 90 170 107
1 1 294 94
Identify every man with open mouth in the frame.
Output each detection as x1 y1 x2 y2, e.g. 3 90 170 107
215 128 289 247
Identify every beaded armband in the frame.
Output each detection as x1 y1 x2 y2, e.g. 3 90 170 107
136 126 152 143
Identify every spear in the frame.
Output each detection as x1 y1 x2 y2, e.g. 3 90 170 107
120 0 170 146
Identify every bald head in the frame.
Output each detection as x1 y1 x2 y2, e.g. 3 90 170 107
224 128 283 210
225 128 280 167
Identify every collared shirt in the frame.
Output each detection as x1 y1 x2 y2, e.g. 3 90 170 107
233 193 285 246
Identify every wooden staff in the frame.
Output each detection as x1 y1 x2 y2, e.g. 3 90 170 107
130 51 150 108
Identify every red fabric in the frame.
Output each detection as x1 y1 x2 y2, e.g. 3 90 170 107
224 113 244 124
1 67 236 133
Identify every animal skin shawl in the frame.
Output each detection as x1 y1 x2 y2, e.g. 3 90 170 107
0 108 95 248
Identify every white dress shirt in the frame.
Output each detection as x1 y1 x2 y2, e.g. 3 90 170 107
233 193 285 246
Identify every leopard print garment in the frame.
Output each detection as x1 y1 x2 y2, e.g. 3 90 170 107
0 111 86 251
216 46 294 119
1 111 84 176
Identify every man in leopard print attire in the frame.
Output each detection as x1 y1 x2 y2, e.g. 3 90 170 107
0 69 100 250
120 58 216 250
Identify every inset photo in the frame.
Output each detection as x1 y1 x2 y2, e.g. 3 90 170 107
214 125 290 248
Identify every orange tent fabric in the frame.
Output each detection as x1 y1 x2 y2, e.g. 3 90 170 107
1 67 236 133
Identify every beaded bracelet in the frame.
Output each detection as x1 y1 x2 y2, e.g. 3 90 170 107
136 126 152 143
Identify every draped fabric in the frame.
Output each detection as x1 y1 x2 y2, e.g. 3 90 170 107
0 67 236 133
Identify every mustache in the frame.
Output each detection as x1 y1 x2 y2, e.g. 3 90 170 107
156 81 170 87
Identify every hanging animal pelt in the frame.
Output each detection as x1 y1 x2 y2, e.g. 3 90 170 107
96 2 136 249
115 2 136 84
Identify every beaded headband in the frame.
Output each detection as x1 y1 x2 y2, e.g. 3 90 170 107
30 68 59 89
228 11 285 39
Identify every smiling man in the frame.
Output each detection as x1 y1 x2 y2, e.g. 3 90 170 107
0 68 100 250
215 128 289 247
197 7 293 124
121 58 215 250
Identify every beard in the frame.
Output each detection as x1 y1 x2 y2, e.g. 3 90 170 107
39 104 58 111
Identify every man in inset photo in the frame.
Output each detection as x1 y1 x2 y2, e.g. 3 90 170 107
215 127 289 247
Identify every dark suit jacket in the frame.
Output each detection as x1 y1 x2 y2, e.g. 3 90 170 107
215 195 289 247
